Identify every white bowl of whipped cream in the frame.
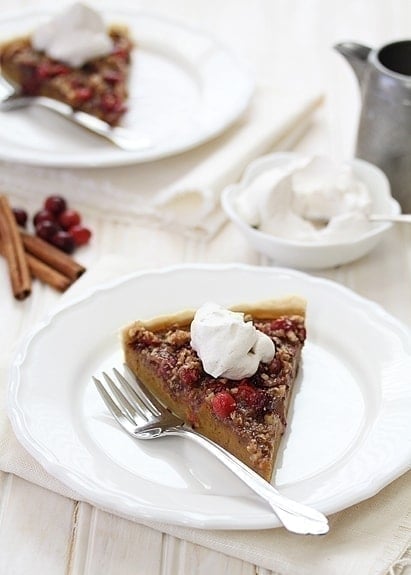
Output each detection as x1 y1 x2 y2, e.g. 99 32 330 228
221 152 400 270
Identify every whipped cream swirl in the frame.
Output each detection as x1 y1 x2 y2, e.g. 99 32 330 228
32 3 113 68
190 302 275 380
235 156 372 243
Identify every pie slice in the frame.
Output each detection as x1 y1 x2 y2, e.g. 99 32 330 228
0 26 133 126
122 296 306 482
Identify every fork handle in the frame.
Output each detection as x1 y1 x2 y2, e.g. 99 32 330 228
165 425 329 535
1 95 151 152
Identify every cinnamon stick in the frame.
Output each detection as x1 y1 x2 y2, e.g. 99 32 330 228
25 253 73 292
0 239 74 292
0 195 31 300
21 231 86 281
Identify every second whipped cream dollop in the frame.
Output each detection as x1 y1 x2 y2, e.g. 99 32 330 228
235 156 372 243
32 3 114 68
190 302 275 380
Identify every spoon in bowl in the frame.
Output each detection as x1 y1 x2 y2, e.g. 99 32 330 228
367 214 411 223
307 212 411 226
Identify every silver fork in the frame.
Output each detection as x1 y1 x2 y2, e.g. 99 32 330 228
0 74 151 151
93 365 329 535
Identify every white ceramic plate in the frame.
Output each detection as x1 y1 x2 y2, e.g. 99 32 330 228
0 9 254 167
8 264 411 529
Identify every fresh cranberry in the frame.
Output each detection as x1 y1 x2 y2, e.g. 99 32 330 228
211 391 236 419
35 220 60 242
58 209 81 230
37 62 69 79
69 225 92 247
73 87 94 103
21 64 41 94
236 383 258 406
44 195 67 215
51 230 75 254
267 357 282 376
33 209 55 226
271 318 293 332
12 207 28 227
103 70 122 84
113 47 130 61
70 78 86 89
237 383 267 414
100 93 124 113
178 365 200 386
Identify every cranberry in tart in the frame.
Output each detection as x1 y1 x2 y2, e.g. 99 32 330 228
122 297 306 482
0 26 133 126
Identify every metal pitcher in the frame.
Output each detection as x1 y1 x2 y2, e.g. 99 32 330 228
334 40 411 212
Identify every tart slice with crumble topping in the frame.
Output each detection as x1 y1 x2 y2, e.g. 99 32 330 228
0 25 133 126
122 297 306 482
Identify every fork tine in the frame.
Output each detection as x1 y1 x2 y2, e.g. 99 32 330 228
102 372 149 423
122 364 165 416
113 367 161 418
92 376 136 431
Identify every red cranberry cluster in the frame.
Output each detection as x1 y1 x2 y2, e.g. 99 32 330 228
13 195 92 254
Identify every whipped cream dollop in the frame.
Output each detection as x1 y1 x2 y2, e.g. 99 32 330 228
190 302 275 380
235 156 372 243
32 3 113 68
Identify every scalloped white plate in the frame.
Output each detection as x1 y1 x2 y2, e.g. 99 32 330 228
0 9 254 167
7 264 411 529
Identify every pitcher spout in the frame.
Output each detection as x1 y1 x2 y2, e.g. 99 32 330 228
334 42 372 85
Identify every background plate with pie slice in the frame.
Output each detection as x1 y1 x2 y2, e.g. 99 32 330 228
7 264 411 529
0 8 254 167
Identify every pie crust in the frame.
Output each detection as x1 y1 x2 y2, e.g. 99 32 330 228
122 296 306 482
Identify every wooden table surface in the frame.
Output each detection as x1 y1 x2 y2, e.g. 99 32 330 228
0 1 410 573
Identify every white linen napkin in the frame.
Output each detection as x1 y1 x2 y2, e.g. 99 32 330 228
1 255 410 575
0 85 322 238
